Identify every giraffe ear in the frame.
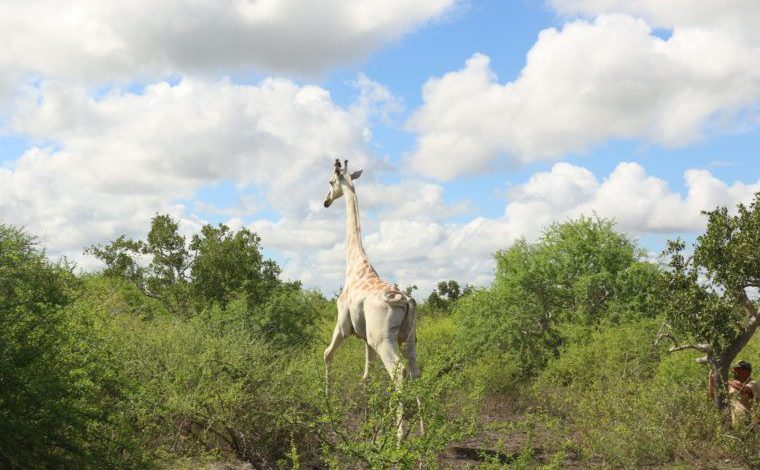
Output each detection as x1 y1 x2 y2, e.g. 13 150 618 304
350 170 363 180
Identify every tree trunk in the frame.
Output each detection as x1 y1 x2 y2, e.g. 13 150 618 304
707 358 733 426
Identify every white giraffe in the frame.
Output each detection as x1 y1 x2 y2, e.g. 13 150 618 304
322 160 421 438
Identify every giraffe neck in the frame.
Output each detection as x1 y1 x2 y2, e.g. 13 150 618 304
343 185 374 279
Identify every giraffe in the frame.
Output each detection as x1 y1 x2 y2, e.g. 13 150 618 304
322 158 420 399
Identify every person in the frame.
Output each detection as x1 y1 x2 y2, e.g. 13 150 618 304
709 360 760 426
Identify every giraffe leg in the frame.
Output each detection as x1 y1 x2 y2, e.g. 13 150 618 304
374 339 406 442
374 339 404 383
399 300 424 435
401 333 424 435
323 323 346 395
362 342 376 382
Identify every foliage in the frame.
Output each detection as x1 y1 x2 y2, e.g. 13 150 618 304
0 225 145 469
6 206 760 468
202 286 325 350
88 214 283 314
319 373 479 469
115 314 319 465
535 320 725 467
72 276 324 468
454 217 663 376
189 222 283 307
495 217 660 325
423 279 473 314
661 192 760 412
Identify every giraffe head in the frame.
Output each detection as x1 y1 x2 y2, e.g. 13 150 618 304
323 158 363 208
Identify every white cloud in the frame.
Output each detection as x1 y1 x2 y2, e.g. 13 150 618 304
506 162 760 237
2 1 757 300
251 178 472 293
407 13 760 179
274 162 760 296
0 77 372 261
360 180 471 221
349 74 405 126
549 0 760 45
0 0 456 100
251 218 343 252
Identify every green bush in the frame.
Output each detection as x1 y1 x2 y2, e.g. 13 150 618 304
95 304 322 466
88 215 284 316
533 320 760 467
452 217 664 381
319 370 479 469
0 226 145 469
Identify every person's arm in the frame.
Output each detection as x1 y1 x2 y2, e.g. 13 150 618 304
740 383 754 400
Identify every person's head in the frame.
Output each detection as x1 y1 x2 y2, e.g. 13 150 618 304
732 360 752 381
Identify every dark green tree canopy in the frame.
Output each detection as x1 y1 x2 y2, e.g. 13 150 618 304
425 279 473 313
88 214 285 313
189 222 282 307
494 216 661 326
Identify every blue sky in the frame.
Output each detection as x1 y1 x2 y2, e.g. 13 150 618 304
1 1 759 294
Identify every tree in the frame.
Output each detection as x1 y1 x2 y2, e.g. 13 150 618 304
494 217 660 348
89 214 284 313
189 222 282 307
454 216 663 375
424 280 473 313
658 193 760 414
86 214 190 302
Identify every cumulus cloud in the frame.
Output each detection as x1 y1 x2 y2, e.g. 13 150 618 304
514 162 760 236
278 162 760 295
549 0 760 44
359 180 470 221
0 0 456 95
0 77 373 261
407 12 760 179
250 178 472 292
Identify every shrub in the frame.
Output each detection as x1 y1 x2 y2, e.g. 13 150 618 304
0 225 144 468
453 217 664 380
94 308 323 467
533 320 760 467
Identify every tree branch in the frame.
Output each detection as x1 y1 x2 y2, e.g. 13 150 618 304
654 322 713 358
721 289 759 366
736 287 758 319
667 343 712 354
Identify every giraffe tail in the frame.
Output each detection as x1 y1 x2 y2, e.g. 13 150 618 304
399 297 417 344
